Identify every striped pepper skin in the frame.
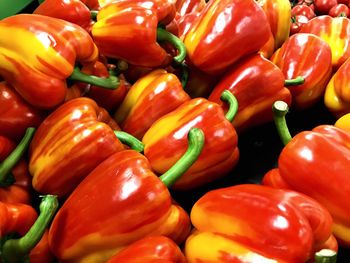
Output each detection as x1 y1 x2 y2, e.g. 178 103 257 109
263 125 350 247
0 14 98 109
324 57 350 117
33 0 92 31
300 15 350 70
185 184 334 263
107 236 187 263
48 150 191 263
0 82 44 141
256 0 291 50
208 53 291 133
271 33 332 110
142 98 238 190
91 0 176 68
182 0 271 75
114 69 191 139
29 98 124 198
175 0 206 17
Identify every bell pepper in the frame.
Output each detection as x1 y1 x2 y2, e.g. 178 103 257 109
324 56 350 118
29 230 55 263
208 53 293 133
0 82 44 141
83 61 131 112
114 69 191 139
33 0 92 31
335 112 350 131
142 91 238 190
256 0 291 50
106 236 186 263
0 195 58 263
181 0 271 75
271 33 333 110
0 128 35 204
184 184 336 263
48 128 204 262
175 0 206 17
91 0 186 68
263 100 350 246
28 97 128 198
0 14 119 109
299 15 350 70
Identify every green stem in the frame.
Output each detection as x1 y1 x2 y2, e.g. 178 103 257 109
272 101 292 146
69 67 119 89
284 76 304 86
90 10 98 20
114 131 144 153
220 90 238 123
157 27 187 64
0 127 35 187
1 195 59 263
314 249 337 263
159 128 205 188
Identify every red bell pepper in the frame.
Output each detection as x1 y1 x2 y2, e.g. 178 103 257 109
263 100 350 247
175 0 206 17
91 0 186 68
143 91 238 190
83 61 131 112
0 128 35 204
114 69 191 139
256 0 291 50
48 128 204 262
181 0 271 75
0 195 58 263
208 53 293 133
28 98 128 197
0 14 118 109
29 230 55 263
0 82 44 141
107 236 186 262
271 33 333 110
185 184 336 263
299 15 350 70
33 0 92 31
324 56 350 117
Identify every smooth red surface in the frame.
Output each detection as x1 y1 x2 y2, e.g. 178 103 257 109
48 150 190 262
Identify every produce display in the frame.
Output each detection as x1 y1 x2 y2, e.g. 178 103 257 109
1 0 350 262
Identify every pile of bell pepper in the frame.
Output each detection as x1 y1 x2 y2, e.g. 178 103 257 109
1 0 350 262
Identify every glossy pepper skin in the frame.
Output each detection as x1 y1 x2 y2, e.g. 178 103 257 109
300 15 350 70
83 61 131 112
0 14 98 109
0 201 37 238
271 33 332 110
263 125 350 247
114 69 191 139
33 0 92 31
142 97 238 190
175 0 205 17
0 82 44 141
48 150 192 263
335 112 350 131
182 0 271 75
256 0 291 50
185 184 335 263
324 56 350 117
107 236 186 263
208 53 291 133
92 0 176 68
29 97 124 198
